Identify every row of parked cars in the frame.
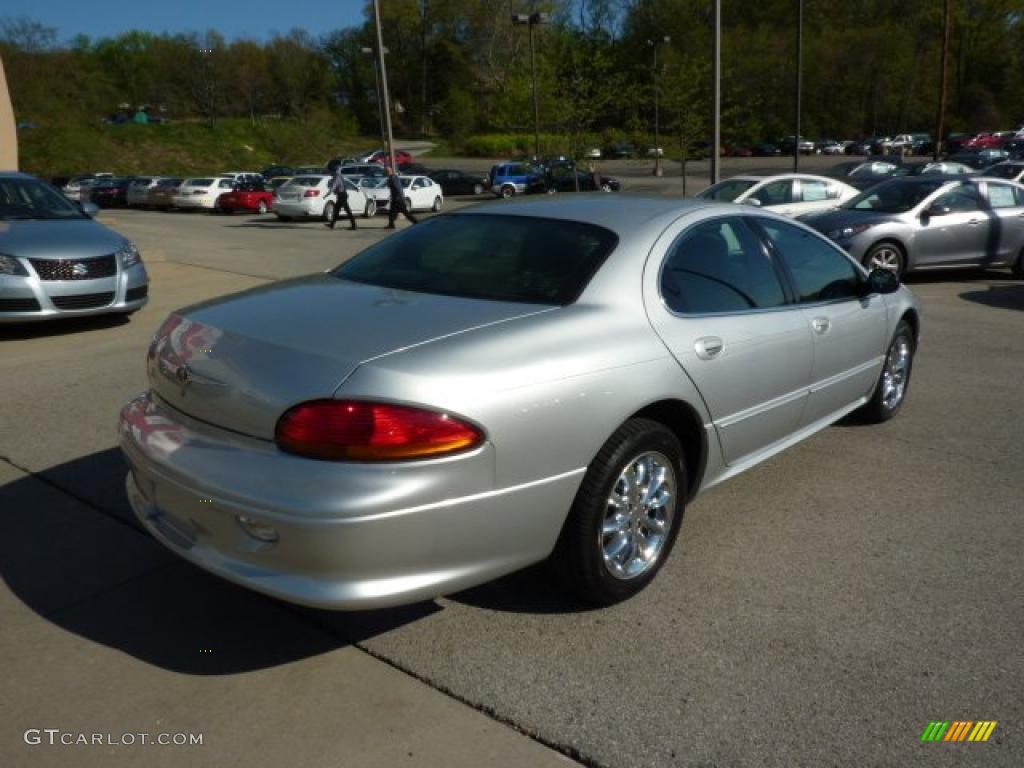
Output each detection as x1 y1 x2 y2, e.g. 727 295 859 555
694 155 1024 279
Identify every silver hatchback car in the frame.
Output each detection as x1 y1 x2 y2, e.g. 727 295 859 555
120 197 920 609
1 173 149 322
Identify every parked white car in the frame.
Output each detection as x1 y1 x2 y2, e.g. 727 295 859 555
273 175 375 221
397 175 444 212
60 173 112 201
696 173 860 217
171 177 236 210
218 171 264 185
358 177 391 210
126 177 164 207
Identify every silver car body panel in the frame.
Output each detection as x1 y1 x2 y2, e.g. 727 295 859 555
121 196 921 608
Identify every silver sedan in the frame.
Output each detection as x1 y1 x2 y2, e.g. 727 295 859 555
120 196 920 609
1 172 149 322
802 175 1024 279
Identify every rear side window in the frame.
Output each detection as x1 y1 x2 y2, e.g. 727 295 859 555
336 214 618 305
800 180 832 202
985 183 1020 209
660 217 786 314
760 220 860 303
750 180 794 206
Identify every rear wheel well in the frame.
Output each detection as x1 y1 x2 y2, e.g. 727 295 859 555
629 400 706 499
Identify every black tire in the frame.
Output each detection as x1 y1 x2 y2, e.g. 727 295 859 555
431 196 442 212
473 183 483 195
858 319 915 423
276 214 292 222
257 200 268 214
322 202 335 222
863 241 906 280
500 185 515 199
364 199 377 218
1013 247 1024 279
405 196 413 211
553 418 686 605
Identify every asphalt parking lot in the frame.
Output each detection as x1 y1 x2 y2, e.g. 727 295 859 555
2 172 1022 767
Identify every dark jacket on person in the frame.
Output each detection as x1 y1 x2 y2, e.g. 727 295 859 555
386 174 406 209
329 171 349 199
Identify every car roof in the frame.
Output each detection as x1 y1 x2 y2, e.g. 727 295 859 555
726 173 848 183
459 194 718 237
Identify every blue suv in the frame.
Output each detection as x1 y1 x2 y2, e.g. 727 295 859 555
488 162 544 198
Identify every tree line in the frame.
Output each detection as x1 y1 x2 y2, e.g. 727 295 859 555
2 1 1022 151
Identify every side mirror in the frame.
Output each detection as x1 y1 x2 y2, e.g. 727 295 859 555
923 202 950 217
863 267 900 295
742 197 762 207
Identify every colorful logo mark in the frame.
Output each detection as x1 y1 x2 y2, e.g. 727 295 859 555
921 721 997 743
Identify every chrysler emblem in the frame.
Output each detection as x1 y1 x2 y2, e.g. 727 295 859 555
72 262 89 277
175 365 191 387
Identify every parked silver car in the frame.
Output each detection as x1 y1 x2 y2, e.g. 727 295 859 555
120 197 920 609
1 172 149 322
802 176 1024 278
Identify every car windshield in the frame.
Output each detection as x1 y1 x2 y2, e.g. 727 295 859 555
0 176 86 220
842 179 947 213
185 178 214 187
157 178 181 187
334 213 618 305
696 179 757 202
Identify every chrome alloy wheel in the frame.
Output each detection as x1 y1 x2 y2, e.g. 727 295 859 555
868 245 902 273
881 335 911 410
600 451 677 580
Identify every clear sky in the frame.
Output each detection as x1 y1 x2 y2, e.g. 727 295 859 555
1 0 366 42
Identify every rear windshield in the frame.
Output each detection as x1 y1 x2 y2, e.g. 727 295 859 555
842 179 947 212
185 178 214 186
985 164 1023 180
291 176 325 186
334 213 618 305
697 179 757 201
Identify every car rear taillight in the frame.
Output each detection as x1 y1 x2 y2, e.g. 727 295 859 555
275 400 484 461
303 189 321 197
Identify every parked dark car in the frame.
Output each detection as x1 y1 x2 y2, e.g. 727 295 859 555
944 133 971 155
1003 139 1024 159
427 169 488 196
753 143 782 157
606 143 635 159
86 177 136 208
546 167 621 193
729 145 754 157
949 151 993 170
397 162 432 176
261 165 295 180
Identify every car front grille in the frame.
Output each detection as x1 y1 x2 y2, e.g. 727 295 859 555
0 298 42 312
51 292 115 310
125 285 148 302
30 255 117 281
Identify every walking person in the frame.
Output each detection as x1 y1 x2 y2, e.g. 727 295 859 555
325 166 356 230
386 166 417 229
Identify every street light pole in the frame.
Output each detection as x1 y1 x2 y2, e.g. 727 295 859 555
512 8 549 161
372 0 396 169
794 0 803 172
361 46 387 149
650 36 670 177
710 0 721 184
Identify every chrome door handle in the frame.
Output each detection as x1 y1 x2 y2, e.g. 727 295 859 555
694 336 724 360
811 317 830 334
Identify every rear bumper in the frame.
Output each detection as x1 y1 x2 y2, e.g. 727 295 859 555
119 392 582 609
0 263 148 323
274 200 323 218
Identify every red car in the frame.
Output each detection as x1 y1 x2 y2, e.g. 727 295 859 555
368 149 413 166
964 132 1012 150
214 183 275 214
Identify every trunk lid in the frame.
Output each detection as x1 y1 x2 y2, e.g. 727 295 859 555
148 274 552 439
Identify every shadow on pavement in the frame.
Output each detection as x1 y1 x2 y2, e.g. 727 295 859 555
0 448 439 675
445 563 596 615
958 284 1024 311
0 313 130 341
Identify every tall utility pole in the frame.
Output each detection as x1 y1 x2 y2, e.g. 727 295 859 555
361 46 387 148
794 0 803 172
372 0 396 169
710 0 721 184
650 36 670 177
512 7 549 160
934 0 951 161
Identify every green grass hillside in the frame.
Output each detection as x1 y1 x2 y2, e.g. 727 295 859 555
18 118 377 178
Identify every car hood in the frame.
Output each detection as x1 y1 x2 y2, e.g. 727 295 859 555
800 209 901 233
148 274 554 439
0 218 126 258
